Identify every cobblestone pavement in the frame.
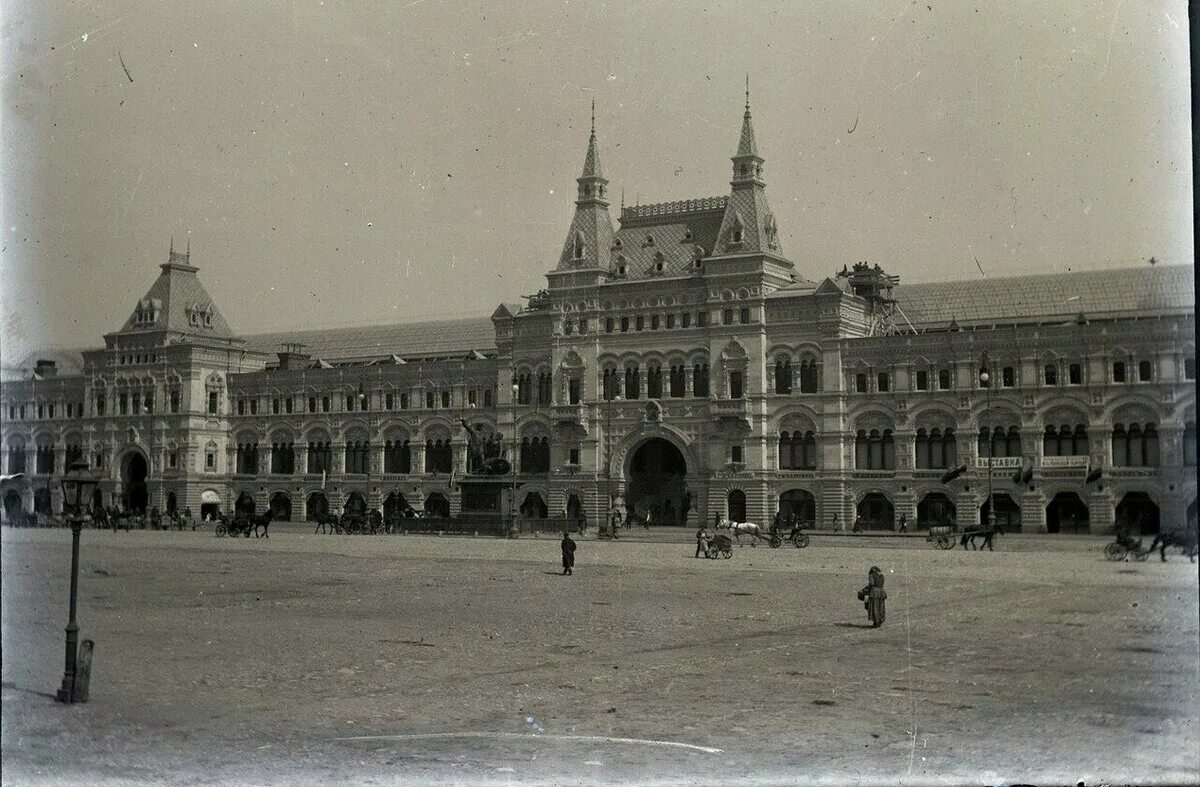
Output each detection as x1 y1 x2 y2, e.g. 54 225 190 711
3 528 1197 785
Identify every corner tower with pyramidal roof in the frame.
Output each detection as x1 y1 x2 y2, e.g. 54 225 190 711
706 79 796 290
546 103 616 292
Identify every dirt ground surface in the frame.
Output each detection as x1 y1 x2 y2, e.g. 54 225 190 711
3 528 1197 786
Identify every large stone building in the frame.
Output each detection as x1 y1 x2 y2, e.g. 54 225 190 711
2 98 1195 534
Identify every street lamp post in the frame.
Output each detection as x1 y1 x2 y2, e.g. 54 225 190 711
56 459 100 703
510 382 520 536
605 392 623 527
979 367 996 528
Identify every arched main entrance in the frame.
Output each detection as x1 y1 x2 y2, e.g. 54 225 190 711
269 492 292 521
384 491 412 519
566 494 583 525
306 492 329 521
5 490 24 520
121 451 149 513
918 492 956 528
520 492 548 518
1047 492 1089 534
980 493 1022 531
343 492 367 516
727 489 747 522
857 493 895 530
1115 492 1159 536
424 492 450 518
165 491 178 515
779 489 816 524
200 489 221 521
626 438 687 527
235 492 256 515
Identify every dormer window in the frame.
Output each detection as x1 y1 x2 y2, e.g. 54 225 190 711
614 255 626 277
645 234 655 247
613 238 622 250
653 252 665 274
573 230 586 260
732 228 743 244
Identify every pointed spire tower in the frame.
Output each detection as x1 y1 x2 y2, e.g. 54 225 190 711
555 102 616 272
715 78 782 257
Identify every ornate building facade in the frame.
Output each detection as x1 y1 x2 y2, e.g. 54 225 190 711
2 97 1195 534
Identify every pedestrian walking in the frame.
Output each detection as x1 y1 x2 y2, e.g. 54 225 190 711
833 513 842 532
852 514 865 533
695 525 710 558
856 566 887 627
561 532 576 575
897 513 908 533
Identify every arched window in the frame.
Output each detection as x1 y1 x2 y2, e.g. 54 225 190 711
775 359 792 394
978 426 1021 458
602 367 620 400
669 365 686 398
646 364 663 399
537 372 552 405
1112 361 1126 382
1112 423 1159 467
271 442 295 474
1138 360 1153 382
799 359 819 393
344 440 370 474
385 439 411 473
693 363 710 397
857 429 895 470
624 365 641 400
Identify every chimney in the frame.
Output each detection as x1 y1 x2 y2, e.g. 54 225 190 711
34 359 57 378
276 343 311 371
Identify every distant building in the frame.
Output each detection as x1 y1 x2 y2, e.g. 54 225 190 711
2 96 1195 534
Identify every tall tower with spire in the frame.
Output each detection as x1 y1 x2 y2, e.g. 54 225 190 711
714 79 782 257
554 102 616 273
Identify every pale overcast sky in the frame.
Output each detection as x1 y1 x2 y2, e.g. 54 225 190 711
1 1 1193 360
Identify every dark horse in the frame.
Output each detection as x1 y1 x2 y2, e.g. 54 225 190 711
961 523 1004 551
1144 528 1199 563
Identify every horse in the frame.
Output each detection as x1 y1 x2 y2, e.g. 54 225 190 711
313 512 340 534
251 510 274 538
718 519 766 547
960 523 1004 551
1144 529 1199 563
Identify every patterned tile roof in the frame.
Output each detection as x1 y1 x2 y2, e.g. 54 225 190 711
242 315 497 361
890 265 1194 326
115 254 236 339
611 198 727 279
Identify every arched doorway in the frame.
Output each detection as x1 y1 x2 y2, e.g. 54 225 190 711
520 492 548 519
626 438 687 526
269 492 292 521
384 491 412 519
727 489 747 522
34 487 52 515
425 492 450 518
857 493 895 530
165 491 178 515
235 492 256 515
1046 492 1089 534
4 490 23 520
306 492 329 521
343 492 367 516
92 488 103 512
980 493 1022 531
918 492 956 528
566 494 583 525
121 451 149 513
1115 492 1159 536
779 489 816 524
200 489 221 521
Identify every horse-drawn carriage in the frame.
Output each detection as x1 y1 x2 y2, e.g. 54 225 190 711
717 519 811 549
703 533 734 559
927 523 1003 550
215 511 273 538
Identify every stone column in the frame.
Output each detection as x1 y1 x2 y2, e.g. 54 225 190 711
371 442 385 475
684 366 694 397
260 445 273 476
296 444 309 475
332 442 346 475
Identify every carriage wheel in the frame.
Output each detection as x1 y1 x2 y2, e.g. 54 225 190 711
937 536 954 550
1103 543 1125 561
768 535 782 549
721 548 733 559
793 533 810 549
215 524 227 537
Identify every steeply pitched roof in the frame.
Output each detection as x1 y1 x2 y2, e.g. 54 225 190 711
242 316 497 361
114 251 236 339
891 265 1195 326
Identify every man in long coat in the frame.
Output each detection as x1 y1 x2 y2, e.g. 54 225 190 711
561 532 576 575
856 566 887 627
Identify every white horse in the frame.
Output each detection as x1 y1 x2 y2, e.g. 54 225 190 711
718 519 765 547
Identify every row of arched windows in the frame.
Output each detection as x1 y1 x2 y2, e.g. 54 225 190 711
271 442 295 474
1111 424 1159 467
513 373 552 406
1043 425 1089 457
855 430 896 470
978 427 1022 458
773 359 820 395
425 439 453 474
235 442 258 475
519 437 551 473
914 428 957 470
601 364 710 400
344 440 370 475
384 439 412 473
779 431 818 470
